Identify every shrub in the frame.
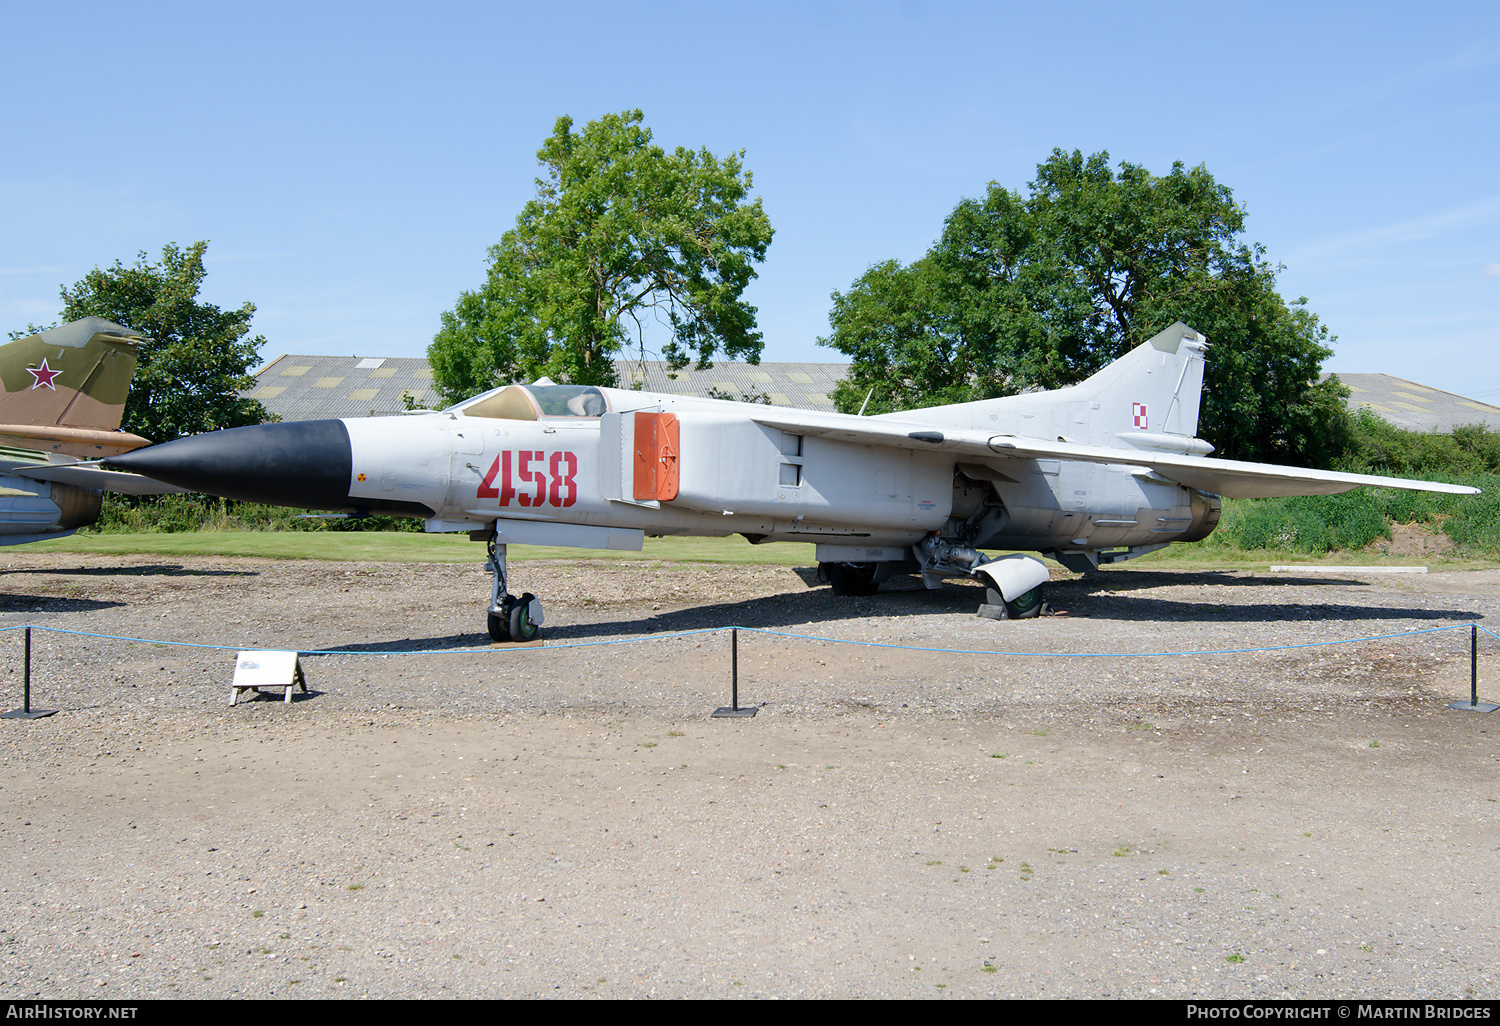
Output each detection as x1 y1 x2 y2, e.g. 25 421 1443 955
1337 409 1500 477
90 494 422 534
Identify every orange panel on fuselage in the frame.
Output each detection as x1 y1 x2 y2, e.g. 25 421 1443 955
632 411 680 502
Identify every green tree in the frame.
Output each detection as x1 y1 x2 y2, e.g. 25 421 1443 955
56 241 270 444
821 149 1350 465
429 110 774 404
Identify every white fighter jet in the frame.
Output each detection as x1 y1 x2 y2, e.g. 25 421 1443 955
107 322 1477 641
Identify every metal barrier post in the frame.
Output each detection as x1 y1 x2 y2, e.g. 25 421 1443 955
1449 623 1497 713
712 627 757 718
4 627 57 720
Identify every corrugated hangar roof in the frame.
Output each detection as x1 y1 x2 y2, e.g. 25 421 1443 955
246 356 851 421
244 355 1500 436
1323 373 1500 433
247 355 443 420
614 359 848 409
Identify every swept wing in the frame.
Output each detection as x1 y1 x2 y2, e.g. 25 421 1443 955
746 408 1478 499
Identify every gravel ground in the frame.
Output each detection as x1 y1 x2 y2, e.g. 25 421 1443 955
1 551 1497 999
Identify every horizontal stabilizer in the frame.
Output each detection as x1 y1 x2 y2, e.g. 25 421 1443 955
6 462 188 496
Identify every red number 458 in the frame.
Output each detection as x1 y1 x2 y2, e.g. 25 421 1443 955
477 451 578 507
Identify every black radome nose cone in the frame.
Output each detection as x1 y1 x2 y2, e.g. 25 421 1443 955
106 420 354 511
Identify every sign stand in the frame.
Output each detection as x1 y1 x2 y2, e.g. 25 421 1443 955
231 650 307 706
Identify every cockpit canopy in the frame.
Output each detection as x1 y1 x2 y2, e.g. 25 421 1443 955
457 383 610 420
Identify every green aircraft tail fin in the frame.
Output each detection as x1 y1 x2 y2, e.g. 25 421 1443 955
0 317 144 431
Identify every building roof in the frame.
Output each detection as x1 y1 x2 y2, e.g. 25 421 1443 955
247 355 444 420
614 359 848 409
245 356 851 421
1322 373 1500 433
243 354 1500 437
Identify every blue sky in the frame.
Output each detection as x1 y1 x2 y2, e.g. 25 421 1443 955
3 1 1497 401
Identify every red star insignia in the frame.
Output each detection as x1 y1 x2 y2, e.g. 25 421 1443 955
27 358 61 390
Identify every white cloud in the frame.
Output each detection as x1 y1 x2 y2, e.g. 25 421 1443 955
1289 194 1500 263
1485 262 1500 276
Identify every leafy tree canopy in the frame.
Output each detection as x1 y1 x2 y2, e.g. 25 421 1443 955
820 149 1350 466
430 110 774 404
51 241 270 444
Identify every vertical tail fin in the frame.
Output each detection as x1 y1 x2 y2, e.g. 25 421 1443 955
0 317 142 430
1075 321 1210 452
0 317 152 457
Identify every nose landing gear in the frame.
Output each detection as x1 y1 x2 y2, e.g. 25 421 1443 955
486 532 544 643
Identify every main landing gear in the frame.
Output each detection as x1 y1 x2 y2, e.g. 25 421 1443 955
820 561 880 596
821 543 1052 621
980 584 1045 620
486 532 544 643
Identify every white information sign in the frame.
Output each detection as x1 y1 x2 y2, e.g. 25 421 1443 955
230 650 307 706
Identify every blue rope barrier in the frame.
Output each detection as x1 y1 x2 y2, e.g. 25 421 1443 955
735 622 1500 658
0 623 725 656
0 620 1494 660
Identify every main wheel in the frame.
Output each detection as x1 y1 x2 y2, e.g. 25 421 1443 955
509 592 541 641
1005 586 1044 619
828 562 879 596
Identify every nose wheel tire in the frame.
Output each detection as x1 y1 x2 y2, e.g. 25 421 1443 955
488 596 515 642
509 592 541 642
487 612 511 642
